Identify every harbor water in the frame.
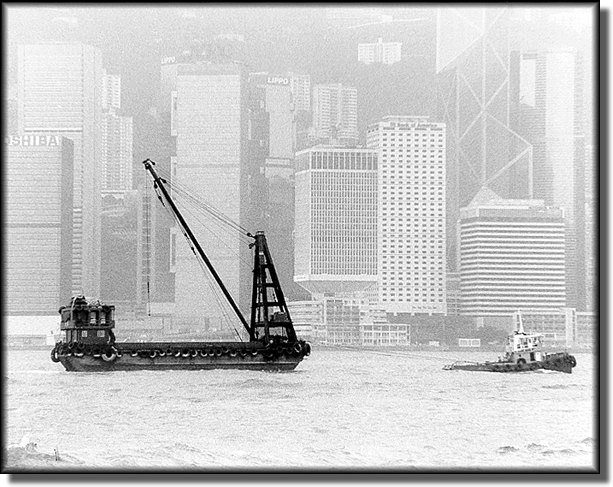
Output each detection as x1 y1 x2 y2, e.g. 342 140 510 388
3 348 596 472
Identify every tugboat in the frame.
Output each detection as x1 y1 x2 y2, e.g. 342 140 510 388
443 313 577 374
50 159 311 371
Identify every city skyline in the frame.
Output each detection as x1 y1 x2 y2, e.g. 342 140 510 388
4 5 597 349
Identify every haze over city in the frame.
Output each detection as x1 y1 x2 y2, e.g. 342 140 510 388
5 4 596 349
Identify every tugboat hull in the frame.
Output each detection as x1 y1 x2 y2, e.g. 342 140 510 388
52 341 310 372
443 352 577 374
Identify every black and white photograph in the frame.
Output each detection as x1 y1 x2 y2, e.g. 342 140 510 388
2 2 600 475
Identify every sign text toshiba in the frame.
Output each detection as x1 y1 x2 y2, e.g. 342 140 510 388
5 135 62 147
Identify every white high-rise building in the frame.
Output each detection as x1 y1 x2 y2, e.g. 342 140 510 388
312 84 358 144
358 38 402 65
5 135 74 314
101 113 133 193
288 73 311 112
294 146 378 297
101 72 133 193
17 43 103 298
367 116 447 315
102 71 121 111
459 188 566 316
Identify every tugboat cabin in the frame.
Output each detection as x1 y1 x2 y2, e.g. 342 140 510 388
59 296 115 345
503 312 543 365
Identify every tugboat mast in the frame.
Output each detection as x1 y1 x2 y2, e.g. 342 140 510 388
142 158 251 335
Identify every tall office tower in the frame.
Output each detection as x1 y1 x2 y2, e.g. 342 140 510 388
101 113 133 193
288 73 311 112
358 38 403 65
17 43 103 298
459 188 566 318
102 71 121 111
246 73 306 301
367 116 447 315
512 49 585 309
100 191 143 314
289 73 313 151
584 143 596 312
436 8 532 273
5 135 74 314
312 84 358 146
101 72 133 194
172 63 249 328
294 146 378 298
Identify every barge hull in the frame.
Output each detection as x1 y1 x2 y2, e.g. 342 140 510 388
59 355 301 372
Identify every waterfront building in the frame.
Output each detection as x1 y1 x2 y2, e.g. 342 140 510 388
459 188 566 317
294 145 378 298
584 143 596 312
171 63 249 327
366 116 447 315
358 38 402 65
5 134 74 315
512 49 586 310
446 272 461 316
287 298 410 347
312 84 358 145
17 43 103 298
516 309 595 349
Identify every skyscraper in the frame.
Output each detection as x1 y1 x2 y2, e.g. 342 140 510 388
367 116 447 315
171 63 249 328
294 146 378 298
288 73 311 112
5 134 74 314
101 72 133 193
459 188 566 317
102 72 121 111
512 49 585 309
436 8 532 272
246 72 305 301
17 43 103 298
312 83 358 145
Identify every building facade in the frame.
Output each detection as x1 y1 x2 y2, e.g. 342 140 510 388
436 8 532 273
312 83 359 145
17 43 103 298
358 38 402 65
516 309 595 349
459 188 566 317
171 63 250 328
5 134 74 314
288 73 311 112
102 71 121 111
367 116 447 315
512 49 586 310
246 72 305 301
101 111 133 193
101 71 133 194
294 146 378 297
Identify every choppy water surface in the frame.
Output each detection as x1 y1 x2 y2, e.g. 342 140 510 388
4 348 596 471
